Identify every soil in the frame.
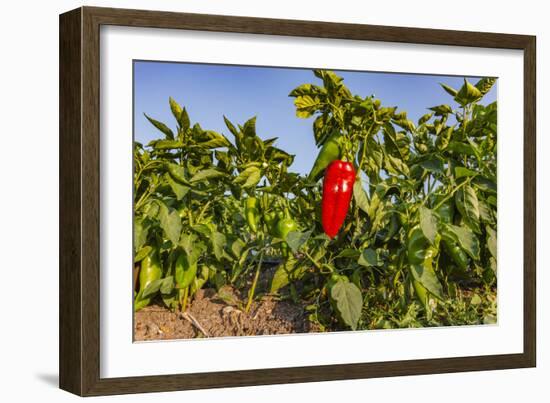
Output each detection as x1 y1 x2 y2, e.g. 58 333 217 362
134 287 321 340
134 264 321 340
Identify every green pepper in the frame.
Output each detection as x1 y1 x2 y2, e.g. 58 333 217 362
407 226 436 265
433 199 471 271
274 217 298 240
442 240 470 271
309 130 341 182
134 250 162 311
440 226 470 271
244 197 260 233
407 226 438 308
263 210 279 236
433 195 455 224
382 213 400 242
272 210 297 257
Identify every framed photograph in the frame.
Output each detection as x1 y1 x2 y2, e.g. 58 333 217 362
59 6 536 396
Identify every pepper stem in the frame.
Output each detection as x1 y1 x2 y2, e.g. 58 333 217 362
245 251 264 313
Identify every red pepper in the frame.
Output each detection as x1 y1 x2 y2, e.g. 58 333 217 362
321 160 356 238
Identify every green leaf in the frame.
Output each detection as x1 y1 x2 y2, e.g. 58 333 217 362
286 229 313 254
190 168 225 183
486 226 497 259
472 176 497 194
199 131 231 149
242 116 257 137
386 154 410 176
418 112 434 125
159 205 182 245
383 124 410 161
353 177 370 214
134 245 152 263
478 200 494 224
144 113 174 139
294 95 322 118
133 218 148 252
211 231 226 261
455 185 481 233
440 83 458 97
475 77 497 96
429 104 453 115
454 167 478 179
160 276 175 295
358 248 382 267
169 97 190 131
336 249 361 259
150 139 184 150
447 141 477 156
223 116 241 139
418 158 444 174
142 278 164 299
165 173 189 200
444 224 481 260
419 207 438 245
192 223 212 236
410 264 443 300
270 257 307 293
454 78 482 106
331 281 363 330
234 166 262 188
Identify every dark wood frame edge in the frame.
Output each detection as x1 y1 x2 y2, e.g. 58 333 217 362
59 6 536 396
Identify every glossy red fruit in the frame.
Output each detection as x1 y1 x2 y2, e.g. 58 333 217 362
321 160 356 238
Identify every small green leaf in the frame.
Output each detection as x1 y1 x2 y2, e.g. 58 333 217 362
444 224 481 260
242 116 257 137
429 104 453 115
190 168 225 183
410 264 443 300
133 218 148 252
165 173 189 200
144 113 174 139
454 78 482 106
160 276 175 294
418 112 434 125
487 226 497 259
286 229 313 254
270 257 307 293
150 140 184 150
454 167 478 179
142 278 164 299
331 281 363 330
419 158 444 174
455 185 481 233
234 166 262 188
475 77 497 96
419 207 438 245
358 248 381 267
440 83 458 97
353 177 370 214
134 245 152 263
472 176 497 193
159 205 182 245
336 249 361 259
211 231 226 261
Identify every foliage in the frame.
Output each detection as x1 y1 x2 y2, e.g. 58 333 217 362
133 73 497 332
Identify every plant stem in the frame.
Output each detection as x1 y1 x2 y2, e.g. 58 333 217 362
432 177 473 211
303 250 323 271
245 251 264 313
181 286 189 312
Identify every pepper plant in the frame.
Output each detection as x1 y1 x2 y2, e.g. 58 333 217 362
133 70 497 333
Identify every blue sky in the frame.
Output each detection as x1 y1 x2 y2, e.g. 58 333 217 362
134 61 496 175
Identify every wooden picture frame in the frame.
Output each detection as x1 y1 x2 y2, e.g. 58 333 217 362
59 6 536 396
